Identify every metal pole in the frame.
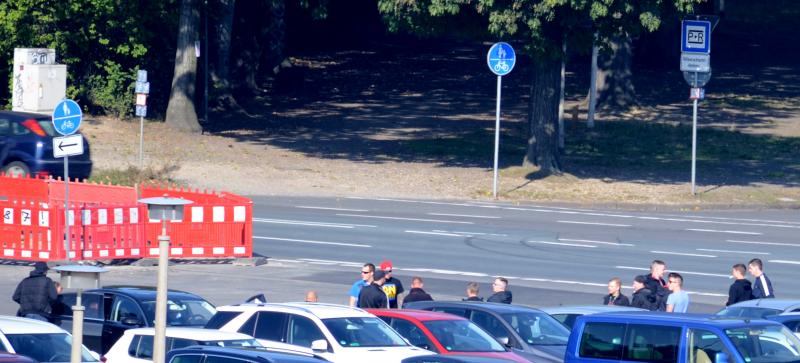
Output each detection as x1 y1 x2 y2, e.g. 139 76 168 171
70 290 84 363
64 156 70 260
492 75 502 199
153 231 170 363
691 72 699 195
558 39 566 150
139 115 144 168
204 0 209 125
588 34 598 129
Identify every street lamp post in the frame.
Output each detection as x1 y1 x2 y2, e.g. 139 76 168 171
138 197 192 363
53 265 107 363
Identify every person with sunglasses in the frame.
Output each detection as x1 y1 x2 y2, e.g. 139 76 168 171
348 263 375 307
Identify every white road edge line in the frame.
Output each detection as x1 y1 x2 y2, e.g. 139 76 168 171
696 248 770 255
295 206 369 212
405 230 464 237
727 239 800 247
769 260 800 265
253 218 377 228
427 213 501 219
253 236 372 248
557 220 631 227
651 250 716 258
686 228 762 235
336 214 474 224
559 238 635 247
526 240 597 248
616 265 729 278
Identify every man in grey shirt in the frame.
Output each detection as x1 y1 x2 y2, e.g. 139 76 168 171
666 272 690 313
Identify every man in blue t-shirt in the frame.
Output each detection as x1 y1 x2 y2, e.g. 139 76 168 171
348 263 374 307
666 272 690 313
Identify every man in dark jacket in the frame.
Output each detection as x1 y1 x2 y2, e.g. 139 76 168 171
402 277 433 307
644 260 670 311
463 282 483 302
631 275 658 311
727 264 753 306
603 277 630 306
749 258 775 299
12 262 58 321
358 269 388 308
487 277 512 304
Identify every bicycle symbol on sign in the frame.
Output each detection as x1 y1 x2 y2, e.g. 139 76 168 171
493 61 510 73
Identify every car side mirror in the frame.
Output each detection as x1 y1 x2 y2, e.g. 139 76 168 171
715 352 730 363
311 339 328 352
121 317 142 326
497 336 511 348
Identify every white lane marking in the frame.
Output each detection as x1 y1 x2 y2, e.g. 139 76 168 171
427 213 501 219
405 230 464 237
615 265 729 278
298 258 363 266
558 238 635 247
687 228 762 235
253 236 372 248
651 250 716 258
727 239 800 247
557 220 631 227
401 268 488 277
336 214 474 224
253 218 377 228
434 230 508 237
696 248 771 255
769 260 800 265
295 206 368 212
526 240 597 248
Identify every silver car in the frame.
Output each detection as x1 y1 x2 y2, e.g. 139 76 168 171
539 305 645 330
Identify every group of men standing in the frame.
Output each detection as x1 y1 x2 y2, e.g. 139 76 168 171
604 258 775 313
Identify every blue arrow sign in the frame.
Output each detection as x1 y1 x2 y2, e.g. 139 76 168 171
487 42 516 76
52 99 83 136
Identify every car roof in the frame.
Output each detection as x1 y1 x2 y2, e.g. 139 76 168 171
0 111 50 120
0 316 70 334
404 300 547 314
583 311 783 328
725 299 800 310
0 353 37 363
216 302 374 319
167 345 324 363
540 305 646 315
84 286 206 301
368 309 467 322
123 327 254 340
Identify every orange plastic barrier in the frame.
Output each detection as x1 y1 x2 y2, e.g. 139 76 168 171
0 175 252 262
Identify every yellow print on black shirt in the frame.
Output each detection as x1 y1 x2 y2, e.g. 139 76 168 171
383 284 397 299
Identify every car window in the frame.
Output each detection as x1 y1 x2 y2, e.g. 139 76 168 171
579 322 625 360
322 317 409 347
501 311 571 346
111 295 145 325
171 338 199 350
83 293 103 319
688 328 734 363
726 325 800 363
432 307 469 318
253 312 288 342
129 335 154 359
206 311 243 329
140 299 216 327
469 311 511 345
169 354 204 363
623 324 680 363
5 333 97 362
717 306 782 319
423 319 506 353
391 318 437 352
0 118 10 135
52 294 76 317
287 315 325 348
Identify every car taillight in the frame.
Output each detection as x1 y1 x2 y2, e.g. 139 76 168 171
22 119 47 137
100 356 107 363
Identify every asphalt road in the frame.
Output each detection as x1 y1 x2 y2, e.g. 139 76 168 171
250 196 800 307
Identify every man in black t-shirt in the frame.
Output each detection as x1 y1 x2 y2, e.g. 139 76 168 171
380 260 405 308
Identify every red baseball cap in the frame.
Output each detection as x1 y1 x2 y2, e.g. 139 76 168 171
380 260 393 271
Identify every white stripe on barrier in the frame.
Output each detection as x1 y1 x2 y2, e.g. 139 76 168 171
150 248 159 255
171 247 183 255
192 247 204 255
39 211 49 227
68 210 74 226
21 209 31 226
131 248 140 256
114 208 123 224
213 207 225 222
234 206 246 222
69 251 75 258
39 251 49 259
22 250 31 258
234 246 246 254
3 249 12 256
212 247 225 255
83 251 93 258
116 249 125 256
192 206 204 223
3 208 13 224
130 208 138 223
100 250 109 257
83 210 91 225
99 209 108 225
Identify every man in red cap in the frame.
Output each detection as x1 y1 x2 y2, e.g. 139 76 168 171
380 260 404 308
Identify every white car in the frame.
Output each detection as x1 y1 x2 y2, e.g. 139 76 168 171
208 302 434 363
104 327 262 363
0 315 98 363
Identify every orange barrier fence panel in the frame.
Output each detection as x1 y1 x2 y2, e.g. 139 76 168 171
0 175 49 201
0 200 57 261
47 179 137 206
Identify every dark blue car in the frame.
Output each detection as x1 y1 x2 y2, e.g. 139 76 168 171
0 110 92 179
166 345 328 363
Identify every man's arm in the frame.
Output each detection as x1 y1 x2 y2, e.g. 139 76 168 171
12 282 22 304
665 294 675 312
348 296 357 307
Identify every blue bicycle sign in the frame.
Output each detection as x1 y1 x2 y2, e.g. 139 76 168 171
487 42 516 76
52 99 83 136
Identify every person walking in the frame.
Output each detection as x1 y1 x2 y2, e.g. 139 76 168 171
402 277 433 307
358 270 389 308
727 264 753 306
379 260 405 308
463 282 483 301
749 258 774 299
603 277 630 306
305 290 318 303
631 275 658 311
645 260 670 311
349 263 374 307
487 277 512 304
666 273 690 313
12 262 58 322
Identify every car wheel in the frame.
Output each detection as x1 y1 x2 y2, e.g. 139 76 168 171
2 161 30 177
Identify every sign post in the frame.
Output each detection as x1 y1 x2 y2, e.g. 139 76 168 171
680 19 712 195
135 70 150 169
486 42 516 199
52 99 83 259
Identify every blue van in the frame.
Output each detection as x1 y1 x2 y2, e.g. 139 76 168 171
566 312 800 363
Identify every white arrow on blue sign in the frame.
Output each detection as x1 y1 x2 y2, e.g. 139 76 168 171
487 42 516 76
52 99 83 136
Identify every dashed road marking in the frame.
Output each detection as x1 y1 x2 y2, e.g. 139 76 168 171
557 220 631 227
405 230 464 237
336 214 474 224
295 206 369 212
727 239 800 247
616 265 729 278
254 236 372 248
696 248 770 255
687 228 762 235
427 213 501 219
558 238 635 247
651 250 716 258
526 240 597 248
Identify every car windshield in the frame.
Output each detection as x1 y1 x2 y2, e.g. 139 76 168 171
717 307 783 319
725 326 800 363
422 320 506 352
6 333 97 362
141 299 216 326
323 317 409 348
500 311 570 346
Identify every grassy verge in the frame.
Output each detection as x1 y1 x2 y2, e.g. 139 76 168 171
88 164 180 187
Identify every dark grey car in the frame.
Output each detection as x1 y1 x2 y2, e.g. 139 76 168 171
404 301 569 363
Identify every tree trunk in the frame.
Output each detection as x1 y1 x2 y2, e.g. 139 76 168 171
166 0 201 133
523 56 562 174
595 34 638 110
211 0 240 109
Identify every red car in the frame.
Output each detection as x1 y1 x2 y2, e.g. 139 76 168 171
369 309 530 363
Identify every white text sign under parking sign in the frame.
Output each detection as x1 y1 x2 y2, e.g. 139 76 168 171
682 20 711 54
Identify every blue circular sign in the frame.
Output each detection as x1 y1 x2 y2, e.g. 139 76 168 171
52 99 83 136
487 42 516 76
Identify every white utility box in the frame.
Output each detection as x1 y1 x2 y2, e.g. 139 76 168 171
12 48 67 113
